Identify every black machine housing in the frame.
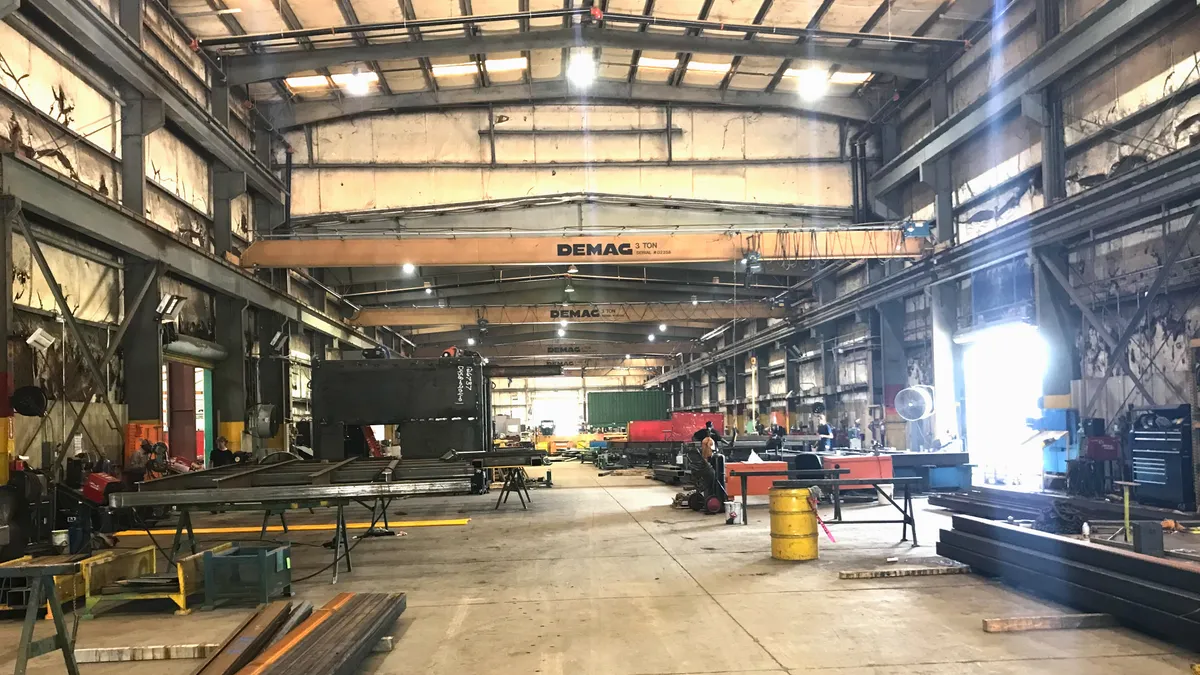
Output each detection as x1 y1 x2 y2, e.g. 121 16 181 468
312 355 492 460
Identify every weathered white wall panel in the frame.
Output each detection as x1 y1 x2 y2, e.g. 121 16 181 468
948 1 1038 116
0 22 120 196
11 234 120 324
1063 15 1200 195
292 163 851 213
143 2 210 107
286 106 852 211
950 115 1042 242
146 128 211 214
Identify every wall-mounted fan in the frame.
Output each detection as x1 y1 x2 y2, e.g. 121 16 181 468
895 385 935 421
247 403 278 439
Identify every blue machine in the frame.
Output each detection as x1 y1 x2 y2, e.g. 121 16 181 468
1028 408 1079 475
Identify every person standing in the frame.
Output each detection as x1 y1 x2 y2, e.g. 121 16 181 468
211 436 236 467
815 415 834 452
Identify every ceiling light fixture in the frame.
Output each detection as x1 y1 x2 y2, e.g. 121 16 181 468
691 295 698 306
564 281 576 293
687 61 731 73
625 354 631 359
284 74 329 90
638 56 679 70
467 337 476 346
829 71 873 85
424 281 433 295
334 69 375 96
558 328 566 337
559 319 568 327
402 262 415 275
658 323 667 332
431 62 480 77
648 334 656 342
484 56 528 74
790 68 830 101
566 264 579 274
566 48 596 89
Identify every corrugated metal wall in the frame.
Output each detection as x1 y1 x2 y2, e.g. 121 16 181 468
587 390 669 427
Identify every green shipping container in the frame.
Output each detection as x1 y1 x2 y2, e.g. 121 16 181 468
587 390 669 427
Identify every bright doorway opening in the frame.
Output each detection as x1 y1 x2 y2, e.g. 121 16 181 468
961 322 1048 489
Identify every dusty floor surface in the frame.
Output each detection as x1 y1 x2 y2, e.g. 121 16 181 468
0 461 1191 674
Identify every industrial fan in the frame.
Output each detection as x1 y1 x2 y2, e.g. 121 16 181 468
247 403 279 439
894 385 935 421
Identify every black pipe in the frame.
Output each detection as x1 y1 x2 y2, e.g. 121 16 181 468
284 148 293 232
857 138 871 219
849 141 861 223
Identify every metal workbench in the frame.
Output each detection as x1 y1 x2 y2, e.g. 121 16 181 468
110 458 474 583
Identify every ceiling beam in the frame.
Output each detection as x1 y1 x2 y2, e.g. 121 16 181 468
411 340 699 356
349 301 784 326
268 79 871 128
871 0 1175 197
226 26 929 86
343 276 783 305
241 230 922 268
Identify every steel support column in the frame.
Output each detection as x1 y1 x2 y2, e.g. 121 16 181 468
0 201 14 483
122 259 163 431
1033 248 1082 399
213 166 247 257
117 0 138 38
257 312 289 451
119 93 165 218
930 283 961 444
214 296 247 451
878 300 907 413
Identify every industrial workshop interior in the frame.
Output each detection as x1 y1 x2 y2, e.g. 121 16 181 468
3 0 1200 672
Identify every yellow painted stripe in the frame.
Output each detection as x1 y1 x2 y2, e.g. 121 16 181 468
113 518 470 537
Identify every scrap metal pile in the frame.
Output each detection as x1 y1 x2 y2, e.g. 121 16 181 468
937 514 1200 650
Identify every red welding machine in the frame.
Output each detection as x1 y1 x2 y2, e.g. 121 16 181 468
82 472 122 505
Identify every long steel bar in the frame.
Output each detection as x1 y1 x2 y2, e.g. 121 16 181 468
1083 204 1200 416
1037 253 1161 405
16 212 124 432
110 479 473 507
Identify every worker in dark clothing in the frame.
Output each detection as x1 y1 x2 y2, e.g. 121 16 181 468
764 424 786 459
692 421 723 443
211 436 236 467
815 415 834 452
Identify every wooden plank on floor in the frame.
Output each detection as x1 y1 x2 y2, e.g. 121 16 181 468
982 613 1117 633
838 565 970 579
75 644 220 663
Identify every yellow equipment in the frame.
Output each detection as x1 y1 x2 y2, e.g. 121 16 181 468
769 486 819 561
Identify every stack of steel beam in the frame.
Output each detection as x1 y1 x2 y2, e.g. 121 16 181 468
928 486 1184 522
937 514 1200 649
245 593 407 674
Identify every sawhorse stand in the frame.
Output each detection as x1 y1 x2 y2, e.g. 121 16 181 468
1 560 82 675
495 467 532 510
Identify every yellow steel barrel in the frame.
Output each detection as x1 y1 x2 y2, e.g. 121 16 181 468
768 486 818 561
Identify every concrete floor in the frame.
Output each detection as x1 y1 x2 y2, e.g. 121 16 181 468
0 462 1192 674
